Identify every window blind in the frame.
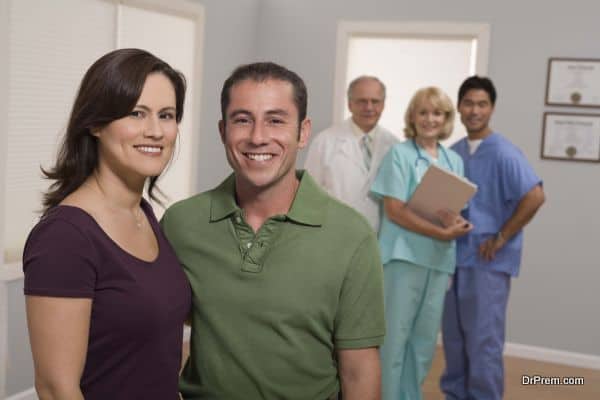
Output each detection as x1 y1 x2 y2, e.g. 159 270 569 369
3 0 202 262
4 0 115 262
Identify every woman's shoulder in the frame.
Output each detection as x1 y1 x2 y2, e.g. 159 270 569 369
385 140 417 166
387 140 414 156
29 206 98 249
24 206 100 297
28 192 108 252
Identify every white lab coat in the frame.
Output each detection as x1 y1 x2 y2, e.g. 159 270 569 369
304 119 399 232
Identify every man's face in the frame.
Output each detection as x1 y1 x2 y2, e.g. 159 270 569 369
348 79 385 133
219 78 311 192
458 89 494 137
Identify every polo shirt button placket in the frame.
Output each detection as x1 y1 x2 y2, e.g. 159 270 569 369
241 245 262 273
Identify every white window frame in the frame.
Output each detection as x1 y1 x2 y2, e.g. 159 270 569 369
1 1 13 395
332 20 490 124
0 0 8 268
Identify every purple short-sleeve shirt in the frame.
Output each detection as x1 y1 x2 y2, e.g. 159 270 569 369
23 200 191 399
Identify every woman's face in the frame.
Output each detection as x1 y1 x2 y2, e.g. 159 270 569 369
411 100 446 140
94 72 178 181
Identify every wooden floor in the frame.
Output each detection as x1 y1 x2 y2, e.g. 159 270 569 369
183 343 600 399
424 346 600 400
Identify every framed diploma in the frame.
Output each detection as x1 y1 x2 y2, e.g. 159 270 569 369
541 112 600 162
545 58 600 107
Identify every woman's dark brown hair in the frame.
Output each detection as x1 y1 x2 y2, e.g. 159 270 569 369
42 48 186 213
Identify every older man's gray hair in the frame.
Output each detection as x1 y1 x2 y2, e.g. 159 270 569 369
347 76 386 100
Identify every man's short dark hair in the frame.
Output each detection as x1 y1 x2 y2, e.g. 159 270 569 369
220 62 307 125
458 75 497 105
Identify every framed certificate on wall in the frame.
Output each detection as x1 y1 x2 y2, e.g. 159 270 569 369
545 58 600 108
541 112 600 162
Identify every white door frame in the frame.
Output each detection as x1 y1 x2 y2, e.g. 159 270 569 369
112 0 205 196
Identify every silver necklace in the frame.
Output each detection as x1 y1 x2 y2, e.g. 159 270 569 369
133 207 144 229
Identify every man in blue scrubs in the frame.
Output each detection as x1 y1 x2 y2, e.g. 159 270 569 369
440 76 545 400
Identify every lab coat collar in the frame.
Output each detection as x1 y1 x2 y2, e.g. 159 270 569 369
350 119 377 140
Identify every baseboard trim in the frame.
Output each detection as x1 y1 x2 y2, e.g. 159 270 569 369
6 388 36 400
437 333 600 371
504 342 600 371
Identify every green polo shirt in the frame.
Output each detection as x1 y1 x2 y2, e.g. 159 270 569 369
161 171 385 400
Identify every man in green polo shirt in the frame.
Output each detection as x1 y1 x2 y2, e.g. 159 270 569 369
161 62 385 400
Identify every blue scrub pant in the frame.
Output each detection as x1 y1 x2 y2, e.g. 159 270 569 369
381 260 449 400
440 267 511 400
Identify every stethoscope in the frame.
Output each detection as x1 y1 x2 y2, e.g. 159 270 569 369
412 139 453 178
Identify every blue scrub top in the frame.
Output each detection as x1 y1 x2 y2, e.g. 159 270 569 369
452 132 542 276
371 140 465 273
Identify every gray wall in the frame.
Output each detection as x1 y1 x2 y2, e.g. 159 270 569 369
192 0 262 191
251 0 600 356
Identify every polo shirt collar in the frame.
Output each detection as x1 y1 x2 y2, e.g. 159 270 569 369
209 171 327 226
286 170 326 227
209 174 239 222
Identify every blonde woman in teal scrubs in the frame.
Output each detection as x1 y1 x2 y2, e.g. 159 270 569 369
371 87 473 400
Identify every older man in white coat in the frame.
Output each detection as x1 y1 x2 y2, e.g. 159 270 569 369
304 76 398 232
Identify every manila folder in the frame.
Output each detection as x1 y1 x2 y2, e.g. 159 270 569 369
406 164 477 226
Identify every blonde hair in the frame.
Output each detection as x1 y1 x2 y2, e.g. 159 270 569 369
403 87 455 140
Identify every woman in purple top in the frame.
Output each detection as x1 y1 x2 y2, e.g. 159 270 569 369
23 48 192 400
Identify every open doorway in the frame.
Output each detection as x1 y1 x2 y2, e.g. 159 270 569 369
333 21 490 145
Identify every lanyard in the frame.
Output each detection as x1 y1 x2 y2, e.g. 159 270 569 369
411 139 453 182
412 139 452 170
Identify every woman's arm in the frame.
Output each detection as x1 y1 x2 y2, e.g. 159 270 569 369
383 196 472 241
26 296 92 400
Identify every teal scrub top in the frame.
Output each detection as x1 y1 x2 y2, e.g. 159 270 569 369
371 140 465 273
